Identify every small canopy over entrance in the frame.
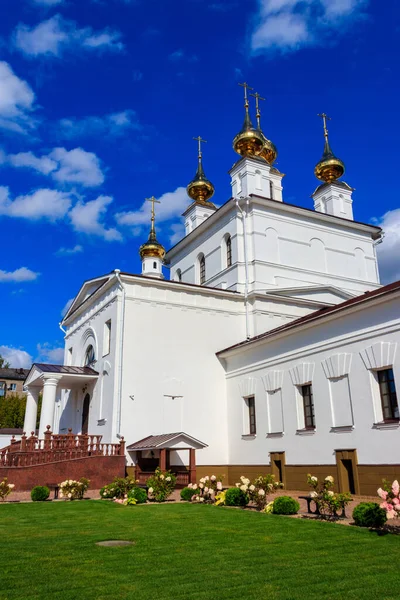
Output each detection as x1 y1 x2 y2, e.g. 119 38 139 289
23 363 99 437
127 432 207 486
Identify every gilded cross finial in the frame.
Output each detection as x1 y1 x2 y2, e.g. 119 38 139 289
193 135 207 159
145 195 161 234
238 81 254 106
250 91 265 128
318 112 331 141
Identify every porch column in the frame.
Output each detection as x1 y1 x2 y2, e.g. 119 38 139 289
160 448 167 471
39 376 61 436
189 448 196 484
23 387 40 434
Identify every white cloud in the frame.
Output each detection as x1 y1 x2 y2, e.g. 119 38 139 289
115 187 188 231
14 15 124 58
169 222 185 245
57 110 140 140
69 195 122 241
55 244 83 256
61 298 74 317
0 345 32 368
0 62 36 134
1 147 104 187
36 343 64 364
0 186 72 221
0 267 39 282
251 0 368 54
376 209 400 284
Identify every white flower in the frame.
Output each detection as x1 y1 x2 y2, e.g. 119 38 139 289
59 492 63 498
124 494 128 498
309 491 318 498
199 483 204 489
188 483 193 489
327 490 334 497
68 493 72 498
211 475 216 481
210 489 215 496
8 484 15 489
325 476 334 483
249 485 255 492
258 489 265 496
199 478 205 484
240 485 248 492
159 474 164 480
204 476 210 481
192 484 198 490
166 477 171 482
311 476 318 483
204 487 209 493
200 497 204 502
217 482 222 490
148 487 153 494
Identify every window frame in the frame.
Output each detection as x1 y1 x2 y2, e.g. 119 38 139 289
199 255 206 285
247 395 257 435
103 320 111 357
377 368 399 422
84 344 96 366
300 384 315 430
226 235 232 268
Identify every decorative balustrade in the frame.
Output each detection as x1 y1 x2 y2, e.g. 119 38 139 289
0 427 125 468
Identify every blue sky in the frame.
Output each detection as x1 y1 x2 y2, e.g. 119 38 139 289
1 0 399 368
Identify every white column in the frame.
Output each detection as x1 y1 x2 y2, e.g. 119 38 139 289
39 376 61 435
23 387 40 434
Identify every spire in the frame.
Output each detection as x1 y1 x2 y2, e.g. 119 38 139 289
250 90 278 165
186 136 215 205
139 196 166 263
314 113 345 183
233 82 264 158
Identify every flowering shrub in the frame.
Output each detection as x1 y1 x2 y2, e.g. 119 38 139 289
235 474 283 510
59 478 89 500
0 478 15 501
378 479 400 519
307 474 352 517
189 475 224 504
100 477 137 500
146 468 176 502
180 486 198 501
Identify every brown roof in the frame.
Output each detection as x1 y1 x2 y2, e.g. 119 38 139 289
0 368 29 381
29 364 99 376
127 432 207 450
217 279 400 356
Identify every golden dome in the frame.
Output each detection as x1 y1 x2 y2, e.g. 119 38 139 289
187 156 215 205
139 231 166 260
259 134 278 165
233 106 265 158
315 113 345 183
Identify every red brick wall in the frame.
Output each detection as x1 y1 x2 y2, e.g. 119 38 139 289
0 455 125 491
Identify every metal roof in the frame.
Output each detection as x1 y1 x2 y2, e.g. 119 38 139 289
127 432 207 450
31 364 99 376
0 368 29 381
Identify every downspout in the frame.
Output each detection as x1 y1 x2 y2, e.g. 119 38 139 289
235 197 251 340
114 269 125 438
59 322 66 335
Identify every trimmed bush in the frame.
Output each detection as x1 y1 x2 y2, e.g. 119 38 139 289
31 486 50 502
273 495 300 515
353 502 387 528
225 487 248 507
180 486 198 501
127 487 148 504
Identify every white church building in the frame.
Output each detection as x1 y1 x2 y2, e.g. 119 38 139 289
23 89 400 495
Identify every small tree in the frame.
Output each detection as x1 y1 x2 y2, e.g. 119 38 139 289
0 355 11 369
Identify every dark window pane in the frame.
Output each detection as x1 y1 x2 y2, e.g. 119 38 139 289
200 256 206 284
378 369 399 421
301 384 315 429
248 396 256 435
226 236 232 268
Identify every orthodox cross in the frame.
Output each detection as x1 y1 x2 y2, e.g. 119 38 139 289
318 112 331 140
193 135 207 158
145 195 161 233
238 81 254 104
250 91 265 126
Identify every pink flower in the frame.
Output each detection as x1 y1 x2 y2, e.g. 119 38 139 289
387 509 396 519
392 480 400 496
380 502 389 510
395 504 400 512
377 488 388 500
217 482 222 491
393 497 400 505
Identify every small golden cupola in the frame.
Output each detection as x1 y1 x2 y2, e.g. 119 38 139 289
233 82 265 158
139 196 165 279
250 91 278 165
314 113 345 183
187 136 215 207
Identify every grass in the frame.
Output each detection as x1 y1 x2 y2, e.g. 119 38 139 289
1 501 399 600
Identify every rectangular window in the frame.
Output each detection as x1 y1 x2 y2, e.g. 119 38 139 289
301 384 315 429
378 368 399 421
0 382 6 397
9 383 17 391
103 320 111 356
247 396 256 435
226 237 232 268
200 256 206 285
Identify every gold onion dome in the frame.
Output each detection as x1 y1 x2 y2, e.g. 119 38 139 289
250 91 278 165
187 136 215 206
233 83 265 157
314 113 345 183
139 196 166 260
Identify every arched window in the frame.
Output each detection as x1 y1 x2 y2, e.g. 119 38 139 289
199 255 206 285
84 344 95 366
226 235 232 268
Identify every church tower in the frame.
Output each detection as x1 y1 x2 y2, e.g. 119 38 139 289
312 113 354 221
230 83 283 201
183 136 216 235
139 196 165 278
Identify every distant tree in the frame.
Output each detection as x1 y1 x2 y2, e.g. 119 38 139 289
0 393 42 430
0 354 11 369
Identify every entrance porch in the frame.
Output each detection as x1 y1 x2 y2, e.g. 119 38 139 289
127 432 208 487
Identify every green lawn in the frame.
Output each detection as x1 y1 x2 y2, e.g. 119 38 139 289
1 501 399 600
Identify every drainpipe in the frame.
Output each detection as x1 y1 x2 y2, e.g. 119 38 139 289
59 322 66 335
114 269 125 438
235 196 251 340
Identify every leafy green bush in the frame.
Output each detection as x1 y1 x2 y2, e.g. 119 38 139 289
225 487 248 507
30 486 50 502
180 486 198 501
127 487 147 504
273 495 300 515
147 468 176 502
100 477 137 499
353 502 387 528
